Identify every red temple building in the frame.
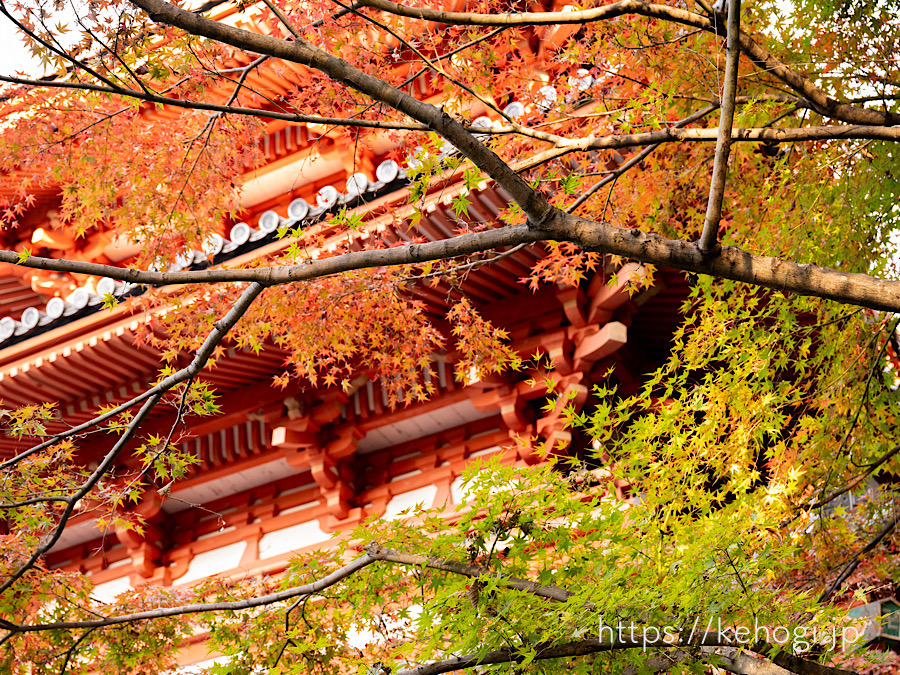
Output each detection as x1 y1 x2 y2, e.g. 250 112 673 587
0 2 689 668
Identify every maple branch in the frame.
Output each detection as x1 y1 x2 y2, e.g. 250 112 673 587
333 0 515 128
706 646 790 675
364 543 573 602
805 444 900 512
0 283 264 596
400 243 527 283
0 73 428 130
0 391 174 471
127 0 555 226
58 627 98 675
353 0 695 26
507 124 900 156
391 634 851 675
495 123 900 180
355 0 900 127
0 543 856 675
3 541 567 634
0 494 70 509
218 55 270 109
390 637 709 675
2 176 900 311
0 3 123 93
1 0 899 403
8 553 377 631
818 510 900 603
698 0 740 254
120 375 196 499
4 71 893 148
0 225 542 286
260 0 302 39
0 392 163 596
72 13 156 97
366 539 836 675
811 318 898 506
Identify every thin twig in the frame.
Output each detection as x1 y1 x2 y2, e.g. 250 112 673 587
58 626 98 675
0 283 265 596
0 392 164 596
807 444 900 512
119 375 196 499
819 509 900 603
70 9 155 96
0 73 428 130
261 0 302 39
0 3 121 91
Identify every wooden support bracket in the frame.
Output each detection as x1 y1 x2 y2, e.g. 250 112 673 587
572 321 627 373
321 480 355 519
115 521 163 579
556 285 588 327
325 426 365 460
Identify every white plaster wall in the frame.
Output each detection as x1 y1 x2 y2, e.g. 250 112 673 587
384 485 438 519
176 541 247 585
178 655 230 674
258 520 332 560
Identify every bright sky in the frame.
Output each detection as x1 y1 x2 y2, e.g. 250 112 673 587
1 1 215 79
1 14 46 77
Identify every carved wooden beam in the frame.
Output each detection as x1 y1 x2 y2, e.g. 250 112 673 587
571 321 628 373
587 262 646 325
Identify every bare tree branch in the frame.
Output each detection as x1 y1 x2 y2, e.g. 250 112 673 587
698 0 740 254
0 73 429 130
818 510 900 603
6 553 377 631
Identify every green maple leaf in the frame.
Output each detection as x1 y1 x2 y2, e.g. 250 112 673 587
102 293 119 310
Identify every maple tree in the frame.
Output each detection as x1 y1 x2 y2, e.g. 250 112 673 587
0 0 898 673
